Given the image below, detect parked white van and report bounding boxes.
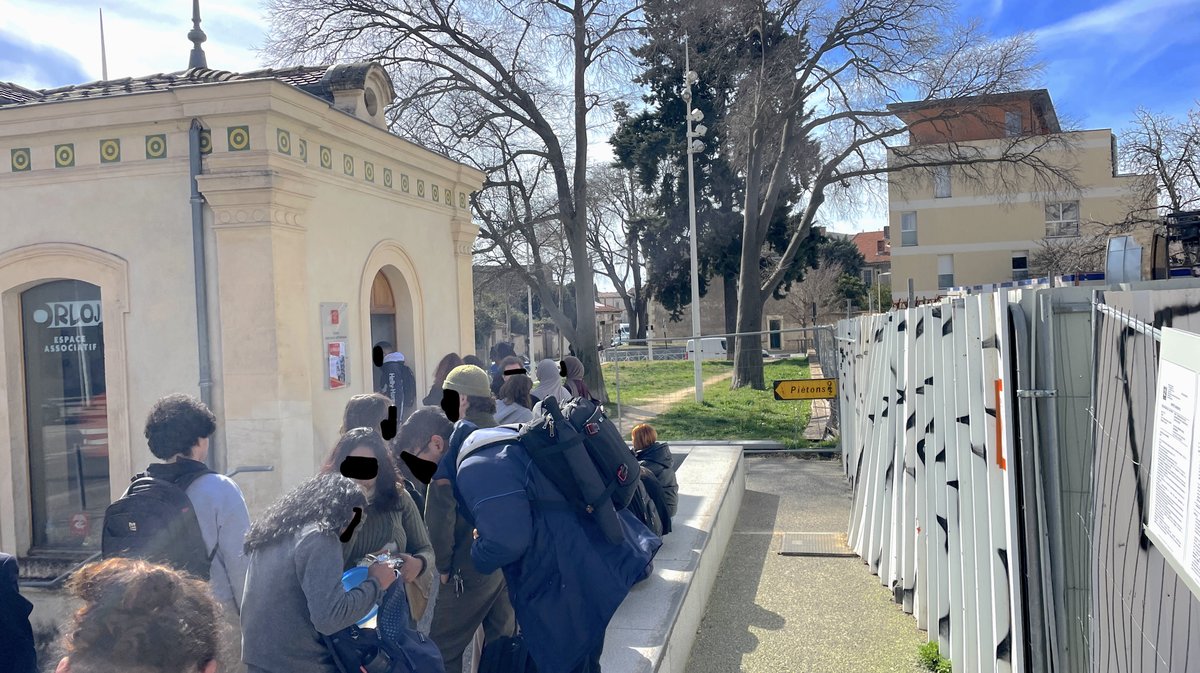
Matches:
[685,337,727,360]
[611,323,631,346]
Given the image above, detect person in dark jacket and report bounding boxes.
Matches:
[632,424,678,518]
[376,341,418,421]
[0,553,37,673]
[453,426,659,673]
[421,368,516,673]
[488,344,517,396]
[424,353,464,405]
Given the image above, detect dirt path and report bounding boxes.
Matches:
[613,369,735,428]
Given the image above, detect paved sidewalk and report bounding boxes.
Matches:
[803,357,832,441]
[687,456,925,673]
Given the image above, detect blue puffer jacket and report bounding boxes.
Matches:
[451,426,659,673]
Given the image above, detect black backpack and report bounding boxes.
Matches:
[101,471,214,580]
[629,468,672,537]
[517,396,641,544]
[324,575,444,673]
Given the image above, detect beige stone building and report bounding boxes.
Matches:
[886,90,1155,298]
[0,61,482,585]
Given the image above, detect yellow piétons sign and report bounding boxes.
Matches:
[773,378,837,400]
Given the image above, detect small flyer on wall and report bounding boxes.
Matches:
[1147,326,1200,600]
[327,340,348,390]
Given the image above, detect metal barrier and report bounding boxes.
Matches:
[836,281,1200,673]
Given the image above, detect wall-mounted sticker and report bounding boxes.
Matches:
[327,340,349,390]
[320,302,349,340]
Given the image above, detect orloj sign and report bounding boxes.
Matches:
[32,301,102,328]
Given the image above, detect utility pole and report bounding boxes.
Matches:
[683,35,707,403]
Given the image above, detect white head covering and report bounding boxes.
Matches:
[532,358,571,402]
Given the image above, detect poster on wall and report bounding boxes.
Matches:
[327,340,349,390]
[1147,326,1200,600]
[320,302,350,340]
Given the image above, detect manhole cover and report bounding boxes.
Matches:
[779,532,856,557]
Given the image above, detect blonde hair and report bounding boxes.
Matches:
[631,423,657,450]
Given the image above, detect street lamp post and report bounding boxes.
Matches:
[683,35,707,403]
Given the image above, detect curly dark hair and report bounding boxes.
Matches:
[244,473,366,554]
[320,427,403,511]
[60,558,219,673]
[340,393,392,435]
[143,394,216,460]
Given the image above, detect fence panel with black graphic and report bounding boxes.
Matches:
[1088,288,1200,673]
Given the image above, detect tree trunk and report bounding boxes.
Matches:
[722,274,738,336]
[731,284,765,389]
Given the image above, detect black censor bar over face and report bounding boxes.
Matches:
[340,507,363,542]
[503,368,525,376]
[339,455,378,481]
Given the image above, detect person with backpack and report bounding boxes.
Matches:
[450,414,660,673]
[631,424,678,518]
[241,473,398,673]
[420,366,517,673]
[377,341,418,421]
[51,558,222,673]
[101,394,250,673]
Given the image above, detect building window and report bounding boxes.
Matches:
[1012,251,1029,281]
[933,165,951,198]
[937,255,954,289]
[22,279,110,550]
[861,268,874,286]
[768,319,782,350]
[1006,111,1023,137]
[1045,201,1080,237]
[901,212,917,247]
[876,239,886,255]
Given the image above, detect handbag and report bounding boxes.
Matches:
[478,631,538,673]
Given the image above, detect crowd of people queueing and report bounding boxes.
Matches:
[0,344,678,673]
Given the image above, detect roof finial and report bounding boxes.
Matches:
[188,0,208,70]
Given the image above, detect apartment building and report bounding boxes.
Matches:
[885,89,1155,297]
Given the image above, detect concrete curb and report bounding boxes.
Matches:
[600,446,745,672]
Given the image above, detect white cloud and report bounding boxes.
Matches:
[1032,0,1196,45]
[4,0,269,87]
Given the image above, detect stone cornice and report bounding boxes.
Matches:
[197,156,315,231]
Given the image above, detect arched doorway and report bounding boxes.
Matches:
[21,279,110,550]
[370,271,397,392]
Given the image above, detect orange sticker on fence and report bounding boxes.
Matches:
[995,379,1006,471]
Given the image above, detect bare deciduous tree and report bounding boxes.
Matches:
[1120,105,1200,219]
[264,0,643,401]
[667,0,1078,388]
[587,164,651,341]
[782,259,846,327]
[1030,234,1107,277]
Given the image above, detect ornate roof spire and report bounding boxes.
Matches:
[188,0,208,70]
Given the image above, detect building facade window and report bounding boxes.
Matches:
[1012,251,1029,281]
[22,279,110,550]
[901,212,918,247]
[934,165,951,198]
[1045,201,1080,237]
[862,268,874,286]
[768,318,782,350]
[937,255,954,289]
[1006,111,1023,137]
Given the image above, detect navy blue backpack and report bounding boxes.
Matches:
[323,578,444,673]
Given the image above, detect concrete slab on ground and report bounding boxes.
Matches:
[686,456,926,673]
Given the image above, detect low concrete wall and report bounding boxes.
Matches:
[601,445,746,672]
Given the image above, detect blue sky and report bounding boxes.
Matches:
[1,0,1197,237]
[2,0,1195,130]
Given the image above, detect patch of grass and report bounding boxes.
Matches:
[918,641,952,672]
[601,360,732,407]
[644,358,815,448]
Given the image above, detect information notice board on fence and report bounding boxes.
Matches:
[1147,326,1200,600]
